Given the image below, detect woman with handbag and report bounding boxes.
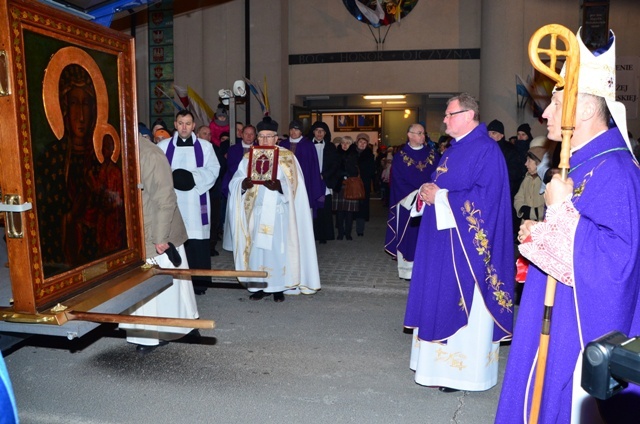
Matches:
[332,136,360,240]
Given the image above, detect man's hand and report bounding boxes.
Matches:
[544,174,573,206]
[419,182,440,206]
[241,177,254,190]
[155,243,169,255]
[517,220,537,243]
[264,179,283,193]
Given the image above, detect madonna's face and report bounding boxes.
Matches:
[67,87,95,140]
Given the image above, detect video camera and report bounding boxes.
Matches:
[581,331,640,400]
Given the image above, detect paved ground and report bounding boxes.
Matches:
[3,199,509,424]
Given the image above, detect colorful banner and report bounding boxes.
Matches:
[148,0,174,128]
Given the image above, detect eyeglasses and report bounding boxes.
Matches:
[257,134,277,140]
[443,110,469,119]
[409,131,424,135]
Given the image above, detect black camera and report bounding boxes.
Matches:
[581,331,640,400]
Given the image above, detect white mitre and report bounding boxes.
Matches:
[556,27,631,152]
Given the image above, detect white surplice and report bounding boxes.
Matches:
[121,244,198,346]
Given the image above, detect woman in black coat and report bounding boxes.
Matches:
[332,136,359,240]
[353,133,376,237]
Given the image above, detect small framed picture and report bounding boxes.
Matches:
[334,115,355,130]
[357,114,378,129]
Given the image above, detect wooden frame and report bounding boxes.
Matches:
[0,0,144,313]
[248,146,279,184]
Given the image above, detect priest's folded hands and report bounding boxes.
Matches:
[263,179,283,193]
[419,182,438,206]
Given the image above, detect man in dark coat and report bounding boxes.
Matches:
[279,120,325,217]
[353,133,376,236]
[310,120,339,244]
[488,119,524,241]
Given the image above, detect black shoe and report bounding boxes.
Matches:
[337,234,344,240]
[249,290,271,301]
[183,329,202,343]
[211,249,220,257]
[194,288,206,295]
[273,292,285,303]
[357,233,363,237]
[438,387,460,393]
[319,240,327,244]
[345,235,353,241]
[136,340,168,355]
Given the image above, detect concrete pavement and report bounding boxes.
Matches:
[3,199,508,424]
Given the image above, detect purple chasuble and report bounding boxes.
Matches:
[384,142,439,261]
[280,137,326,216]
[404,123,514,343]
[222,142,253,197]
[496,128,640,423]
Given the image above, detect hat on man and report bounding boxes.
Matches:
[356,133,370,143]
[556,28,631,151]
[517,123,533,139]
[487,119,505,135]
[257,116,279,133]
[138,122,153,140]
[289,120,302,130]
[154,128,171,141]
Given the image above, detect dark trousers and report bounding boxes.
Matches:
[313,194,334,242]
[184,238,211,291]
[335,211,353,238]
[210,195,221,251]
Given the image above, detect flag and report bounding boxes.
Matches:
[174,85,215,128]
[156,85,185,113]
[243,77,269,116]
[516,74,547,122]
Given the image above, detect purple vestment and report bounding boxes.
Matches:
[404,123,514,343]
[280,137,326,215]
[496,128,640,423]
[384,142,439,262]
[222,142,252,198]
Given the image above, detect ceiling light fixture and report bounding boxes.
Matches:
[363,94,406,100]
[386,101,407,105]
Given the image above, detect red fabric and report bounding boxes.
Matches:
[515,255,530,283]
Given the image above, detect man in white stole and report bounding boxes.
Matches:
[223,117,320,302]
[121,130,198,354]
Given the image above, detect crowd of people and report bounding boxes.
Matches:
[12,25,634,423]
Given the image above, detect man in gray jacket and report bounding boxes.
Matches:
[121,125,199,354]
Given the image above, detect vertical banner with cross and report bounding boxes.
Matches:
[148,0,174,128]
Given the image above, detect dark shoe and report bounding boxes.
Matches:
[357,233,363,237]
[211,249,220,257]
[319,240,327,244]
[249,290,271,301]
[183,329,202,343]
[345,235,353,241]
[438,387,460,393]
[136,340,168,355]
[194,288,206,295]
[337,234,344,240]
[273,292,285,303]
